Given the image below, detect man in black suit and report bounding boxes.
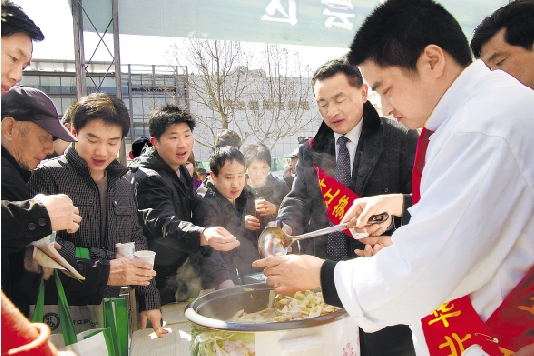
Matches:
[276,59,418,356]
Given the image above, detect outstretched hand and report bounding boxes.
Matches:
[201,227,240,251]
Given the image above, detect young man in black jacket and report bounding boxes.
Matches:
[130,105,237,305]
[193,147,260,285]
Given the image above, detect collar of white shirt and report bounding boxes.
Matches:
[426,60,489,132]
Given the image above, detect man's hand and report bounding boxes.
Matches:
[23,246,54,279]
[34,194,82,233]
[252,255,324,294]
[341,194,404,230]
[107,257,156,286]
[354,235,392,257]
[255,200,277,216]
[244,215,261,231]
[140,309,168,338]
[200,227,240,251]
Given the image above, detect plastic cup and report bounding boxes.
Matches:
[116,242,135,258]
[134,250,156,267]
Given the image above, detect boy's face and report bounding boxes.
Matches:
[360,56,443,130]
[210,159,245,202]
[74,118,122,179]
[153,122,194,171]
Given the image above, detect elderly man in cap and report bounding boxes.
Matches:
[1,87,156,316]
[1,87,82,304]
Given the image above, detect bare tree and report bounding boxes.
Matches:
[244,44,316,150]
[169,39,317,150]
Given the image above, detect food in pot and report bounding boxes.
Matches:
[190,324,255,356]
[230,290,341,323]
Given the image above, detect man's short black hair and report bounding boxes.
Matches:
[68,93,130,137]
[1,0,44,41]
[243,143,272,168]
[471,0,534,58]
[210,146,245,177]
[149,104,196,140]
[312,58,364,88]
[214,129,241,148]
[347,0,472,70]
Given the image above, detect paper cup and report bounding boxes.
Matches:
[255,198,266,209]
[116,242,135,258]
[134,250,156,267]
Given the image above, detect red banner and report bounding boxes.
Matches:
[314,166,359,238]
[422,296,501,355]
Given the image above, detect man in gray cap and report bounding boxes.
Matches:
[1,87,156,316]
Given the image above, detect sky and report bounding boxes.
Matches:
[14,0,349,72]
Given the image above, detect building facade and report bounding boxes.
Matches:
[21,59,321,166]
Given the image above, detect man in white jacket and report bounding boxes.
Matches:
[253,0,534,355]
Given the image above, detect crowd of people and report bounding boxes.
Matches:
[2,0,533,355]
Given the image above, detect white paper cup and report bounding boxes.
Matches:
[116,242,135,258]
[134,250,156,267]
[255,198,266,209]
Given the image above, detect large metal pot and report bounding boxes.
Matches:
[186,283,360,356]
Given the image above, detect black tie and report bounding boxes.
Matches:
[327,136,351,260]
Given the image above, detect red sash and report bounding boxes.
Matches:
[414,128,533,355]
[314,165,359,238]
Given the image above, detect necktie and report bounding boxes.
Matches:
[412,127,434,204]
[327,136,351,260]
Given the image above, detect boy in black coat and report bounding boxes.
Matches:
[193,147,261,284]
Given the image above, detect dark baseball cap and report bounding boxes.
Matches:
[1,86,77,142]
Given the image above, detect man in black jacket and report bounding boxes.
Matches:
[275,59,419,356]
[1,0,82,267]
[193,147,260,285]
[130,104,237,305]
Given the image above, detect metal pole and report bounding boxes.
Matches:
[184,66,190,110]
[112,0,127,166]
[128,64,135,143]
[72,0,87,99]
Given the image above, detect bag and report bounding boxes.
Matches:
[30,302,103,335]
[32,271,128,356]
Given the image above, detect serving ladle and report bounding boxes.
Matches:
[258,213,389,258]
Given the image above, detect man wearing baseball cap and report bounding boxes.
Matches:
[1,87,95,316]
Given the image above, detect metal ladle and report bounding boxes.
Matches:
[258,213,389,258]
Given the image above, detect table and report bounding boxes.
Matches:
[130,302,192,356]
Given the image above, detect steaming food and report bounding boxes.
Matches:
[229,290,340,323]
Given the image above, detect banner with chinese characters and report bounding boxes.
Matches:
[77,0,509,47]
[422,296,501,356]
[315,165,358,237]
